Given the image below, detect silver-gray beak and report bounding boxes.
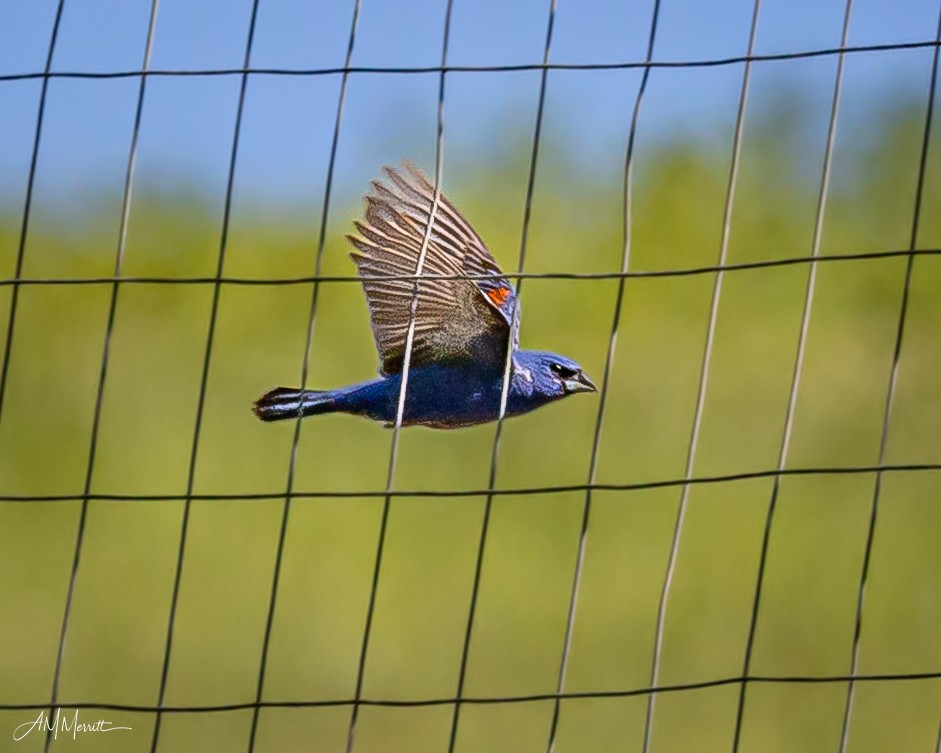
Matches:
[564,371,597,394]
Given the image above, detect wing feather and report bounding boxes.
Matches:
[347,162,520,375]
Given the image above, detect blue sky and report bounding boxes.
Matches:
[1,0,939,212]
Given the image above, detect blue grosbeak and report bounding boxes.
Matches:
[253,162,595,428]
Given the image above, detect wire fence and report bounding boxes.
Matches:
[2,1,941,752]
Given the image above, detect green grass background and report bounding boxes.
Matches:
[0,92,940,753]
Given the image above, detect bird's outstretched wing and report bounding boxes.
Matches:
[347,162,519,375]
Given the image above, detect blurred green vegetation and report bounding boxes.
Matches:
[0,94,940,753]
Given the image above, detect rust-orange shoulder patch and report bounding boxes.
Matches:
[486,287,511,306]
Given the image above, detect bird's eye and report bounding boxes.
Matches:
[551,362,577,379]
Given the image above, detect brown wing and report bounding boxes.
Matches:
[347,162,518,375]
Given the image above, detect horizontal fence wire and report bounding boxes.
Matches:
[1,248,939,287]
[2,463,939,502]
[2,670,940,714]
[1,39,940,82]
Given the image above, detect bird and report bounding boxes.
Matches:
[253,162,596,429]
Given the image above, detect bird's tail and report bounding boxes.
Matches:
[252,387,338,422]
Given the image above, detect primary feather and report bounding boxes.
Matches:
[347,162,519,374]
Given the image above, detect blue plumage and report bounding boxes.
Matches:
[254,164,595,429]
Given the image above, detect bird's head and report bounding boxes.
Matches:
[514,350,597,399]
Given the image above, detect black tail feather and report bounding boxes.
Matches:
[252,387,334,422]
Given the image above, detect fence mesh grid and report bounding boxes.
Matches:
[2,1,941,752]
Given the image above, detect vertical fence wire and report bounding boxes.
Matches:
[542,1,661,751]
[245,2,363,751]
[445,2,556,751]
[729,1,854,750]
[641,2,762,751]
[837,5,941,751]
[41,3,160,752]
[343,3,454,751]
[0,0,65,435]
[148,3,262,750]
